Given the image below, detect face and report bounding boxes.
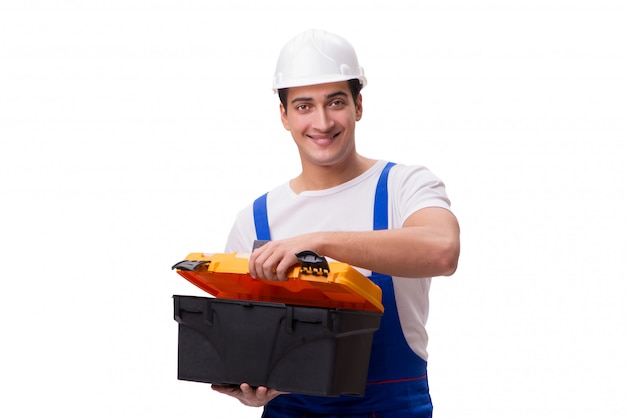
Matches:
[280,81,363,170]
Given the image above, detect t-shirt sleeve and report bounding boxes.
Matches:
[224,204,257,253]
[390,164,452,227]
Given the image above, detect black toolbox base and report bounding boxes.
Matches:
[174,295,381,397]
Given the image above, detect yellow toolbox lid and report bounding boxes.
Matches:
[172,252,383,312]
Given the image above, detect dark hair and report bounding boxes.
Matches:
[278,79,363,112]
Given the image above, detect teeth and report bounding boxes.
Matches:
[310,134,336,140]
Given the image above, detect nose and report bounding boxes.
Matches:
[312,108,335,132]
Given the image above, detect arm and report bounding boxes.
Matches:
[249,207,460,281]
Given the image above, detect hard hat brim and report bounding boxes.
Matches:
[273,74,367,93]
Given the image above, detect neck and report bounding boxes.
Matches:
[290,155,376,194]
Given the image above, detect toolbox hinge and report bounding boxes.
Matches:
[171,259,211,272]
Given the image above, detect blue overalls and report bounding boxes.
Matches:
[253,163,433,418]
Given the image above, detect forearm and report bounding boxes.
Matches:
[315,226,459,278]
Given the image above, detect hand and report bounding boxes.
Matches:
[249,235,320,281]
[211,383,288,407]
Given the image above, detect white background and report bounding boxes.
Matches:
[1,1,625,417]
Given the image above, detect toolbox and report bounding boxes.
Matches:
[172,250,383,397]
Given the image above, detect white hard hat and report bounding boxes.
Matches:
[272,29,367,92]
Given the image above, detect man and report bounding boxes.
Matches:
[212,29,460,417]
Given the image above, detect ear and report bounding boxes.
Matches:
[355,94,363,121]
[280,103,290,130]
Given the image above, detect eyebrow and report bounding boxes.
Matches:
[290,91,348,104]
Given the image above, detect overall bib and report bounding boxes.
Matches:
[252,163,433,418]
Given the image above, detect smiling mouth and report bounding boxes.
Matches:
[308,132,341,143]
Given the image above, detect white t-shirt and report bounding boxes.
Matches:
[225,160,452,360]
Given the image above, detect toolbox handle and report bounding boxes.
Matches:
[295,250,330,277]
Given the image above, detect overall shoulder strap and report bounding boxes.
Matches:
[252,193,271,241]
[373,162,397,231]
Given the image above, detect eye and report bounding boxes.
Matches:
[329,99,346,109]
[295,104,310,112]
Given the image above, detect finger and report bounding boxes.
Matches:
[275,260,291,281]
[254,249,278,280]
[275,251,300,281]
[262,255,279,281]
[239,383,253,396]
[211,384,240,396]
[250,246,272,279]
[255,386,268,398]
[239,384,271,407]
[249,248,263,278]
